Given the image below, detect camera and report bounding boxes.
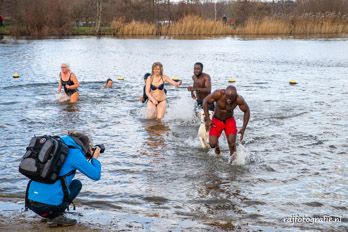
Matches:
[92,144,105,154]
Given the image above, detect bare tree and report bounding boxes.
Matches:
[95,0,102,34]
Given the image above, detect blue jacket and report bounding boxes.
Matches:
[28,135,101,206]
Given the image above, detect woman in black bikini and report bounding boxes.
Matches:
[57,63,80,103]
[145,62,181,119]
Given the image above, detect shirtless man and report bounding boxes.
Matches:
[187,62,214,111]
[203,86,250,161]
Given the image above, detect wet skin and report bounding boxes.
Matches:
[203,86,250,158]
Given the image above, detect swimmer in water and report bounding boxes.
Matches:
[104,78,113,88]
[203,86,250,160]
[145,62,181,119]
[57,63,80,104]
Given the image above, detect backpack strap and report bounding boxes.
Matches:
[24,180,32,211]
[59,170,76,211]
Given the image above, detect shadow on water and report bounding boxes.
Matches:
[140,119,169,157]
[62,103,80,112]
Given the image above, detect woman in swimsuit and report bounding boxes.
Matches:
[57,63,80,104]
[145,62,181,119]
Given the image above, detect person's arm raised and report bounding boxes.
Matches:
[237,95,250,142]
[164,75,181,87]
[73,148,101,181]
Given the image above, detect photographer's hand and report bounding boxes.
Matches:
[93,146,101,159]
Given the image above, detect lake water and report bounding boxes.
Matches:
[0,36,347,231]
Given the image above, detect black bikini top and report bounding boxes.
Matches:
[150,76,165,91]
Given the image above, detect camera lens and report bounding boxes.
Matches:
[95,144,105,153]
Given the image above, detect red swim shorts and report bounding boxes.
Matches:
[209,117,237,138]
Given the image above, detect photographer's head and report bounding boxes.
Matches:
[68,131,104,159]
[68,131,93,158]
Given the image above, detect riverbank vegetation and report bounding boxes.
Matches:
[0,0,347,37]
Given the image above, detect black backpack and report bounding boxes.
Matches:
[19,135,69,183]
[19,135,75,210]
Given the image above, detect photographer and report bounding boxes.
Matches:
[25,131,103,227]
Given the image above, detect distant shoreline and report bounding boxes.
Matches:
[1,14,348,39]
[1,27,348,40]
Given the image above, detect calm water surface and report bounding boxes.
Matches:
[0,37,347,231]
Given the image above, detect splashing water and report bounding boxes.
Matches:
[165,94,251,167]
[183,136,203,149]
[231,143,250,166]
[56,93,70,103]
[165,94,196,122]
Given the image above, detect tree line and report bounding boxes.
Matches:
[0,0,347,36]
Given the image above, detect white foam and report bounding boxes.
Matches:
[183,136,201,148]
[56,93,70,102]
[231,143,249,166]
[165,95,195,122]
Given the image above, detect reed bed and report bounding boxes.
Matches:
[111,18,156,36]
[237,13,348,35]
[165,15,232,36]
[5,13,348,37]
[111,16,232,36]
[110,14,348,36]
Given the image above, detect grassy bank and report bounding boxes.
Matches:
[71,26,113,36]
[0,26,10,35]
[2,14,348,37]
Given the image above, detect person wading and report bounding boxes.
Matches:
[203,85,250,161]
[57,63,80,104]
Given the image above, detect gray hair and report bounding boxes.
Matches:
[61,63,71,71]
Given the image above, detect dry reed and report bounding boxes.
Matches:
[166,15,232,36]
[111,18,156,36]
[111,15,232,36]
[110,14,348,36]
[8,14,348,37]
[237,13,348,35]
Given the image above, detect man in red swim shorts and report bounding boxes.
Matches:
[203,86,250,161]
